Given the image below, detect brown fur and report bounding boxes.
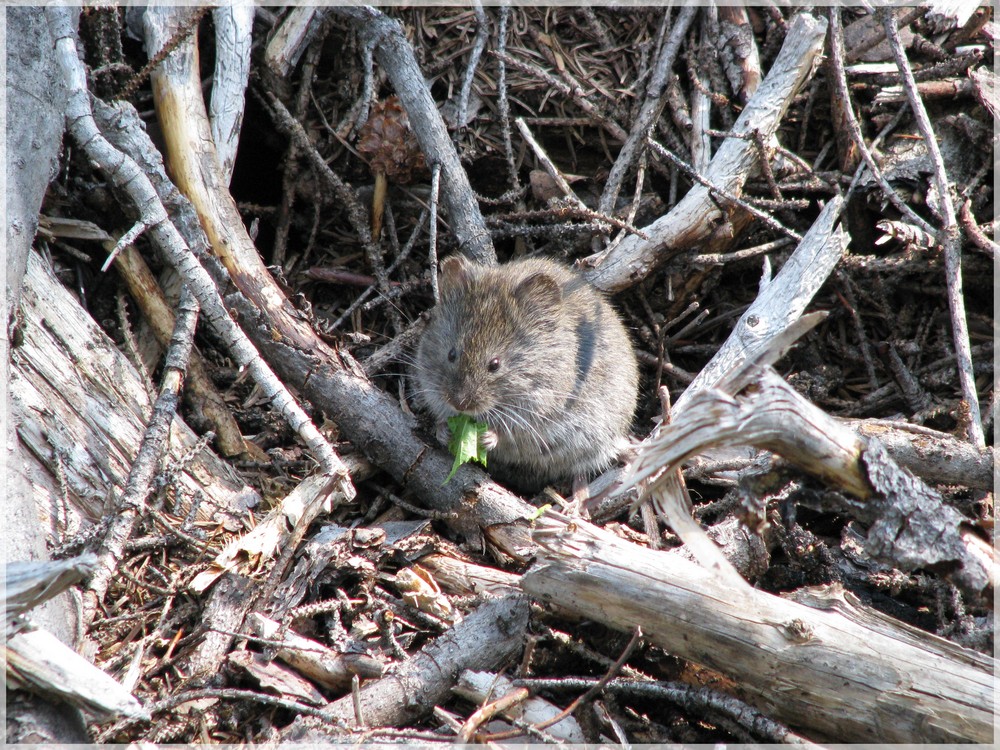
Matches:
[414,255,639,490]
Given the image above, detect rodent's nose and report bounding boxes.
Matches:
[450,388,478,414]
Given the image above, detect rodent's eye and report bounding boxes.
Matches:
[487,357,501,373]
[447,347,458,363]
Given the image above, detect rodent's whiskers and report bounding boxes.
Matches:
[488,403,552,454]
[396,351,425,370]
[502,398,565,429]
[489,408,544,453]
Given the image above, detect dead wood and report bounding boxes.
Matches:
[207,5,253,184]
[113,245,250,458]
[717,5,763,103]
[330,6,497,267]
[878,7,985,450]
[282,593,529,740]
[418,553,521,597]
[598,6,697,218]
[80,281,199,624]
[613,193,845,579]
[453,670,594,743]
[5,8,103,741]
[13,250,258,537]
[264,6,328,79]
[522,513,994,744]
[627,367,997,597]
[7,621,150,724]
[5,554,148,721]
[99,6,354,485]
[246,613,384,691]
[583,13,828,292]
[846,418,994,490]
[9,4,995,745]
[5,6,81,641]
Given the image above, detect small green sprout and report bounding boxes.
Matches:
[527,503,552,520]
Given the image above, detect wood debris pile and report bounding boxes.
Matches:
[6,4,994,745]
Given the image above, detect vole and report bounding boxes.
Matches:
[413,254,639,491]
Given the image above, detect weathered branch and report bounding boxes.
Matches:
[597,6,697,216]
[282,594,530,739]
[330,6,496,266]
[522,514,995,743]
[584,13,828,292]
[87,6,353,484]
[82,285,199,624]
[879,7,985,450]
[209,3,254,183]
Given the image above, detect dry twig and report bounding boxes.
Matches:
[879,7,985,450]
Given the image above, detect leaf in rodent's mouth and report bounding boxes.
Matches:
[443,414,489,484]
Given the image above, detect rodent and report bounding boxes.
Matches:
[413,254,639,491]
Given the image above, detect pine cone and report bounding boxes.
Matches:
[357,96,426,184]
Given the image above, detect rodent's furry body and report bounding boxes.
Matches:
[414,255,639,490]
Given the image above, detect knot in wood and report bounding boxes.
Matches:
[780,617,815,644]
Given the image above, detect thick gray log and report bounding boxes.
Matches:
[4,7,88,743]
[522,514,995,744]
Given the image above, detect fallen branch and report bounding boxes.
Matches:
[247,613,384,692]
[48,7,350,491]
[455,670,593,743]
[330,5,496,266]
[522,513,995,743]
[617,195,846,566]
[846,418,995,491]
[113,245,250,458]
[584,13,828,292]
[879,6,985,450]
[597,6,697,216]
[5,554,148,721]
[81,284,198,625]
[282,594,530,739]
[626,367,997,597]
[208,3,254,183]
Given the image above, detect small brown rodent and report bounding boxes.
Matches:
[414,254,639,490]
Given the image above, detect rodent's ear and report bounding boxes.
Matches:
[514,272,562,312]
[438,255,475,292]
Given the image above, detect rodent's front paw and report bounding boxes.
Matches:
[435,421,451,447]
[481,429,498,450]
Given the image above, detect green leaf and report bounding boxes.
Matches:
[443,415,489,484]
